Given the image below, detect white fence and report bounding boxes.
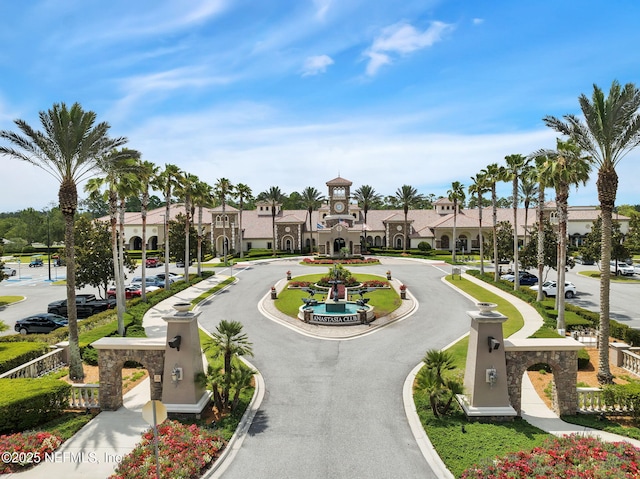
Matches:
[69,384,100,409]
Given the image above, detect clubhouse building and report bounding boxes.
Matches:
[113,176,630,257]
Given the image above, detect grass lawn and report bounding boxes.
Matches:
[578,270,640,283]
[274,273,400,318]
[0,296,25,307]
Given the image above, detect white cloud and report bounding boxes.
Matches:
[473,18,484,25]
[313,0,332,21]
[302,54,334,76]
[364,21,453,76]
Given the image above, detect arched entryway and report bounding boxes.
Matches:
[92,339,165,410]
[333,237,345,254]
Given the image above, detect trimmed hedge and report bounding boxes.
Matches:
[0,378,71,433]
[602,383,640,419]
[0,342,49,374]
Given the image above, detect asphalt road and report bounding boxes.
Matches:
[197,258,471,479]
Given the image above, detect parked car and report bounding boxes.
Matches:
[500,271,538,285]
[176,258,194,268]
[131,276,166,288]
[14,313,68,334]
[47,293,116,318]
[155,272,184,283]
[107,285,143,300]
[2,266,16,277]
[145,257,163,268]
[610,261,635,276]
[574,256,595,265]
[530,281,577,298]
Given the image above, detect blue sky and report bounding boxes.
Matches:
[1,0,640,212]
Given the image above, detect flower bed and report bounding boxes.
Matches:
[460,434,640,478]
[109,420,225,479]
[0,431,62,474]
[302,258,379,265]
[288,281,312,288]
[360,280,389,288]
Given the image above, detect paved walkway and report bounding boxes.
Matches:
[11,262,640,478]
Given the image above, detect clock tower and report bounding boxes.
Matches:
[327,176,352,216]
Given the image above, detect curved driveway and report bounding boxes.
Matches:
[197,259,473,479]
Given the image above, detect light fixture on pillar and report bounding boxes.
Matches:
[168,335,182,351]
[488,336,500,353]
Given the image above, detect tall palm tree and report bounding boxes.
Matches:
[300,186,324,254]
[394,185,424,254]
[263,186,285,255]
[175,172,199,283]
[527,154,548,302]
[518,170,539,247]
[86,149,139,336]
[234,183,253,259]
[214,178,234,266]
[544,80,640,383]
[481,163,502,281]
[152,163,182,290]
[469,173,489,274]
[500,154,529,290]
[447,181,466,262]
[191,179,213,275]
[353,185,382,226]
[535,139,592,332]
[137,160,160,301]
[210,320,253,407]
[0,102,128,380]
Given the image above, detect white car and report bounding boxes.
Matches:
[530,281,577,298]
[155,272,184,283]
[2,266,16,277]
[610,261,635,276]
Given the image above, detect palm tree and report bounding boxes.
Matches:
[300,186,324,253]
[262,186,285,255]
[191,179,213,275]
[518,171,539,247]
[210,320,253,407]
[447,181,466,262]
[481,163,502,281]
[535,140,592,332]
[528,154,548,302]
[353,185,382,226]
[0,102,128,380]
[469,173,489,274]
[234,183,253,259]
[85,149,139,336]
[500,154,529,290]
[394,185,424,253]
[544,80,640,383]
[152,164,182,290]
[137,160,160,301]
[175,172,199,282]
[214,178,234,266]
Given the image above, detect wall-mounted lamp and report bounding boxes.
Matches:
[168,335,182,351]
[488,336,500,353]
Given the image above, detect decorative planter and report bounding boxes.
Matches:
[286,273,292,280]
[270,290,277,300]
[386,274,392,280]
[400,291,407,300]
[477,302,498,314]
[173,302,191,312]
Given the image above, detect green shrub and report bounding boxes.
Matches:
[602,383,640,420]
[418,241,432,252]
[0,342,49,374]
[0,378,71,433]
[577,348,590,370]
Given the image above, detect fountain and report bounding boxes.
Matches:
[298,266,374,325]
